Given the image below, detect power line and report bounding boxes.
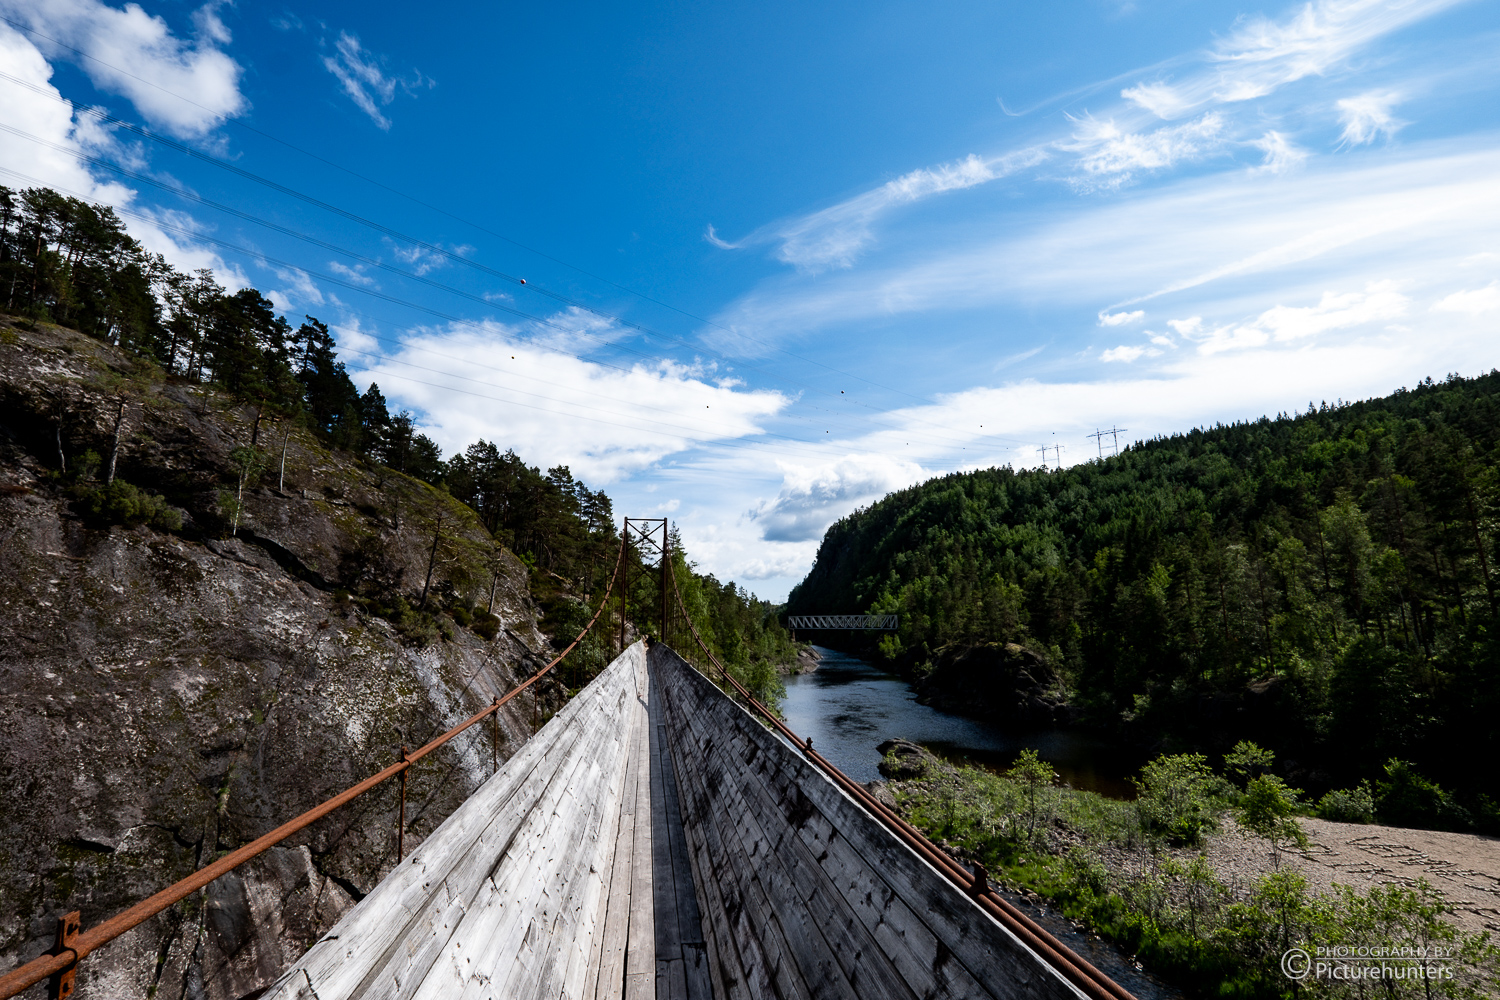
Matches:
[0,164,1003,459]
[0,57,942,409]
[0,91,1033,450]
[0,132,1032,451]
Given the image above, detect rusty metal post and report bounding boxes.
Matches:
[660,522,669,643]
[491,699,499,775]
[968,861,990,900]
[397,746,408,863]
[618,520,630,655]
[48,912,79,1000]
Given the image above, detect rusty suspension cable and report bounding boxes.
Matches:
[0,534,629,1000]
[664,559,1135,1000]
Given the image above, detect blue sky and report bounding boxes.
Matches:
[3,0,1499,601]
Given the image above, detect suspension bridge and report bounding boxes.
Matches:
[0,519,1133,1000]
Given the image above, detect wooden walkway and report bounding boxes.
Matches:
[261,642,1085,1000]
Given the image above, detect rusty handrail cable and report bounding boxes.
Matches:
[0,534,628,1000]
[665,560,1136,1000]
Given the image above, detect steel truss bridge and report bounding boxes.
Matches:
[785,614,898,630]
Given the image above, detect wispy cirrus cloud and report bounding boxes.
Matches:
[1337,90,1406,145]
[1433,282,1500,315]
[321,30,431,130]
[1125,0,1463,119]
[712,148,1048,273]
[705,0,1466,286]
[1066,111,1227,188]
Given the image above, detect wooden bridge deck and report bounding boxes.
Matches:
[263,642,1084,1000]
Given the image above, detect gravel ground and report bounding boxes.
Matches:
[1102,817,1500,939]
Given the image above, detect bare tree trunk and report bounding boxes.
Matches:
[419,516,443,611]
[105,399,126,484]
[251,408,263,447]
[55,419,65,473]
[278,429,290,492]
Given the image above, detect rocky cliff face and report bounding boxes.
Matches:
[0,322,564,999]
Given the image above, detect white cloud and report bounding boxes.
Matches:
[703,224,739,249]
[321,31,429,130]
[1121,81,1195,119]
[327,261,377,286]
[267,267,325,313]
[1067,112,1226,187]
[0,23,240,283]
[706,142,1500,352]
[747,148,1047,272]
[346,318,789,483]
[1099,309,1144,326]
[1181,282,1409,355]
[1337,90,1405,145]
[1251,131,1308,174]
[1433,282,1500,315]
[1100,345,1149,362]
[0,0,246,137]
[389,241,448,275]
[747,454,927,543]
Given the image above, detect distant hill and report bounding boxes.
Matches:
[787,370,1500,813]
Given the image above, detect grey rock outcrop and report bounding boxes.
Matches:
[0,323,559,999]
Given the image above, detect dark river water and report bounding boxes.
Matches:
[783,646,1186,1000]
[781,646,1139,797]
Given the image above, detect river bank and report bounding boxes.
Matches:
[875,744,1500,997]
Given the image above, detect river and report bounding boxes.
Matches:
[782,645,1186,1000]
[780,646,1138,797]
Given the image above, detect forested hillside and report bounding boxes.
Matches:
[0,181,793,680]
[788,372,1500,815]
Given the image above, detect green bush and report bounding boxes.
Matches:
[1133,753,1230,847]
[472,612,500,641]
[1376,759,1472,831]
[74,480,182,531]
[1317,780,1375,823]
[449,605,473,627]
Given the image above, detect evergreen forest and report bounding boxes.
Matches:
[787,372,1500,821]
[0,183,794,694]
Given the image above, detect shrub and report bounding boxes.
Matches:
[449,606,473,627]
[1133,753,1229,847]
[74,480,182,531]
[1236,774,1309,854]
[1376,759,1472,831]
[1316,780,1375,823]
[472,612,500,641]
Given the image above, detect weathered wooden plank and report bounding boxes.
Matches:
[417,704,619,999]
[658,675,785,1000]
[663,666,868,1000]
[397,655,637,1000]
[592,671,648,999]
[657,675,810,1000]
[264,651,637,1000]
[710,722,921,1000]
[456,684,636,1000]
[571,682,638,1000]
[657,703,749,1000]
[623,688,656,1000]
[651,678,713,1000]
